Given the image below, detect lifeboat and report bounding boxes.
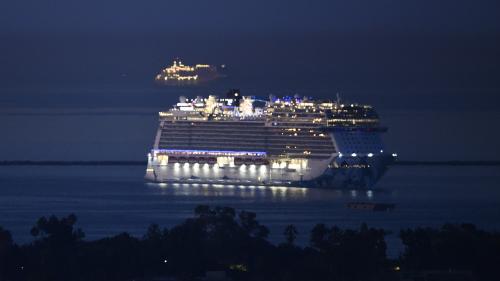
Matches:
[255,159,269,165]
[234,158,244,165]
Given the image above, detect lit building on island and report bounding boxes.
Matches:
[155,59,224,84]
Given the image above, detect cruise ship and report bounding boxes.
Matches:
[145,90,396,188]
[155,59,224,85]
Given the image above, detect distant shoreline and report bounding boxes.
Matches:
[0,161,147,166]
[394,160,500,166]
[0,160,500,166]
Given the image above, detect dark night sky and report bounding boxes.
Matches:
[1,0,499,161]
[1,1,499,32]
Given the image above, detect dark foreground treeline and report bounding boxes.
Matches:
[0,206,499,281]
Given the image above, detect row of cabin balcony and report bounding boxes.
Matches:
[160,127,327,134]
[160,127,267,132]
[162,121,266,127]
[157,145,335,153]
[158,141,335,149]
[159,136,334,144]
[159,139,334,149]
[160,118,380,128]
[156,151,334,160]
[159,135,332,143]
[161,129,330,136]
[162,118,267,124]
[160,126,311,133]
[159,144,335,154]
[157,141,335,150]
[158,144,334,152]
[161,122,325,129]
[159,135,333,143]
[327,118,379,124]
[161,115,267,122]
[160,125,326,131]
[159,133,332,141]
[157,148,337,156]
[162,118,326,124]
[159,131,329,137]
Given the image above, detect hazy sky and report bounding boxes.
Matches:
[1,0,499,32]
[1,0,499,161]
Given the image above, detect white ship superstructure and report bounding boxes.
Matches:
[145,91,395,188]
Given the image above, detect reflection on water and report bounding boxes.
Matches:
[149,182,310,199]
[147,182,378,201]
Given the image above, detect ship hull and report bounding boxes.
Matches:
[145,155,392,189]
[293,154,393,188]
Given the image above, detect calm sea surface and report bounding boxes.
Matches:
[1,165,499,256]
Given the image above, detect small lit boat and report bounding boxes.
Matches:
[347,202,395,211]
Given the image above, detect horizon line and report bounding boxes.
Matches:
[1,160,500,166]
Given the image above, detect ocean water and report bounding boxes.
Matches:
[1,164,499,256]
[2,28,500,260]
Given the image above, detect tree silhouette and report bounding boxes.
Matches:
[283,224,298,245]
[25,214,85,281]
[0,227,12,254]
[4,208,498,281]
[238,210,269,239]
[310,223,329,250]
[400,223,500,281]
[0,227,14,279]
[30,214,84,243]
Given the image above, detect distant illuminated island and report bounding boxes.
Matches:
[155,59,225,85]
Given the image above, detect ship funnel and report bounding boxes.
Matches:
[268,94,276,104]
